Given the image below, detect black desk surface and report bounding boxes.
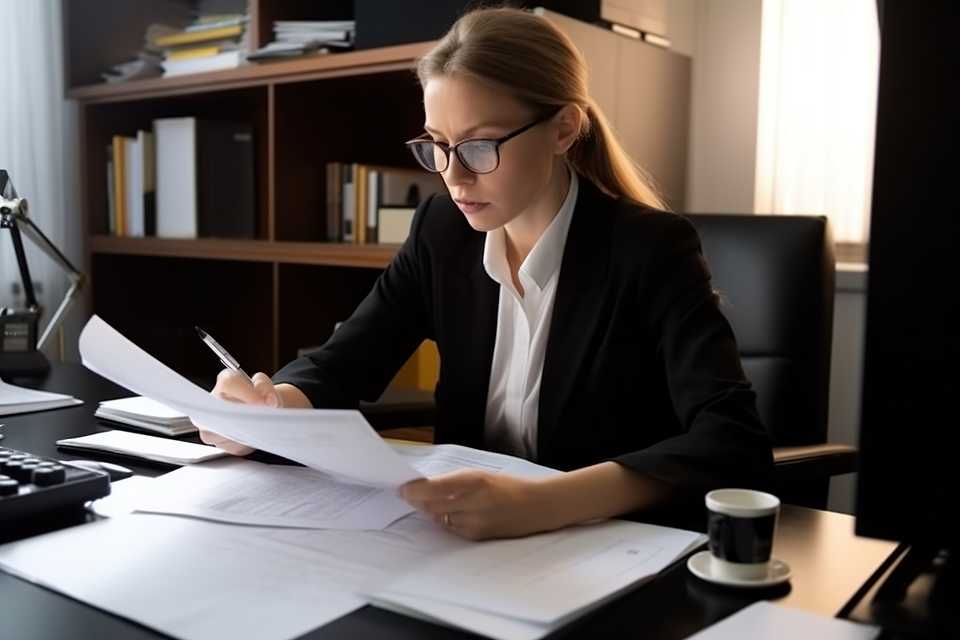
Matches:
[0,364,898,640]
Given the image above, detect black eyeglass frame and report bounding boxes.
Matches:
[405,108,562,175]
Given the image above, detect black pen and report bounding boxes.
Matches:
[195,326,253,383]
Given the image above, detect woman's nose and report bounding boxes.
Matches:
[442,150,475,186]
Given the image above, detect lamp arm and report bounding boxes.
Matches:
[37,274,84,350]
[11,207,83,280]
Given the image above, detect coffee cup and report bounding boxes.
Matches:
[705,488,780,581]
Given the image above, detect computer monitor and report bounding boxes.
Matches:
[854,0,956,635]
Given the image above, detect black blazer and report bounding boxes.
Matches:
[273,175,773,497]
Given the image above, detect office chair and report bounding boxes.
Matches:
[685,213,857,509]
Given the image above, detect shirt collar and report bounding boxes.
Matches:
[483,169,579,293]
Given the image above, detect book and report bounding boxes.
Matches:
[166,45,223,62]
[152,24,244,48]
[154,118,197,238]
[139,130,157,236]
[154,117,256,239]
[111,135,129,236]
[105,144,116,235]
[123,136,142,236]
[0,379,83,416]
[161,49,245,76]
[95,396,198,437]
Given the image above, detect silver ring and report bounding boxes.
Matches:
[442,513,451,527]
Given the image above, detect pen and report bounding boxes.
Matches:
[195,326,253,383]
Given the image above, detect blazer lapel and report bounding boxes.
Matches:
[441,234,499,449]
[538,178,612,453]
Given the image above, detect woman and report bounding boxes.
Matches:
[204,7,773,540]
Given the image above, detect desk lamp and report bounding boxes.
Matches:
[0,169,85,377]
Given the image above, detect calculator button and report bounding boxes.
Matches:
[32,465,67,487]
[0,478,18,496]
[13,462,40,483]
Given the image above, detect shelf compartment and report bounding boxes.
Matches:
[273,70,425,242]
[82,86,270,240]
[91,254,275,384]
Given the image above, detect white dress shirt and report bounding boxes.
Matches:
[483,169,579,460]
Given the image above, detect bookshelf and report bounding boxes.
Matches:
[67,0,433,386]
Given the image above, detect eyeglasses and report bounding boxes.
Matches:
[405,109,559,175]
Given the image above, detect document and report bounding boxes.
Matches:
[0,378,82,415]
[392,442,561,480]
[685,601,881,639]
[57,430,227,465]
[78,315,421,487]
[372,520,706,626]
[0,514,372,640]
[135,457,414,530]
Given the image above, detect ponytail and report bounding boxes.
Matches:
[568,101,667,209]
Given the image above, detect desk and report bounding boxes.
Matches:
[1,364,899,639]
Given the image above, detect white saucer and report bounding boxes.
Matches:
[687,550,791,588]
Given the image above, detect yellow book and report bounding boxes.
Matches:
[166,45,222,61]
[355,164,368,244]
[153,25,243,48]
[111,135,126,236]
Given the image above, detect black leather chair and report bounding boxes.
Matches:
[685,213,857,509]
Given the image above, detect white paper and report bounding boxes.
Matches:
[374,519,706,625]
[686,601,881,640]
[78,315,421,487]
[135,457,414,530]
[0,377,82,415]
[98,396,192,423]
[0,514,368,640]
[89,475,158,518]
[391,442,561,480]
[56,430,227,465]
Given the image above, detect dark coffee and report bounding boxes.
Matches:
[707,511,776,564]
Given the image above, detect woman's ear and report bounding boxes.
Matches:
[553,104,582,155]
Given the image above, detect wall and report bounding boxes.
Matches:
[684,0,763,213]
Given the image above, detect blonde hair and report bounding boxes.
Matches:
[416,6,667,210]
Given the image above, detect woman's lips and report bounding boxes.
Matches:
[455,199,489,214]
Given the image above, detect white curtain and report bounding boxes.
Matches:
[0,0,82,361]
[754,0,880,244]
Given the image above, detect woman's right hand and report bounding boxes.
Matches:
[198,370,283,456]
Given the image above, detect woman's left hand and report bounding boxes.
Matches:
[399,470,554,541]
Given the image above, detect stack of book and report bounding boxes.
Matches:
[325,163,444,244]
[248,20,355,61]
[151,9,250,77]
[95,396,198,437]
[106,117,256,239]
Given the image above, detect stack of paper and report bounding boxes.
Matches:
[0,449,704,640]
[369,521,706,640]
[56,430,226,466]
[0,378,82,416]
[248,20,354,61]
[96,396,197,436]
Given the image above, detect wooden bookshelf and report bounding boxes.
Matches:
[68,0,433,383]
